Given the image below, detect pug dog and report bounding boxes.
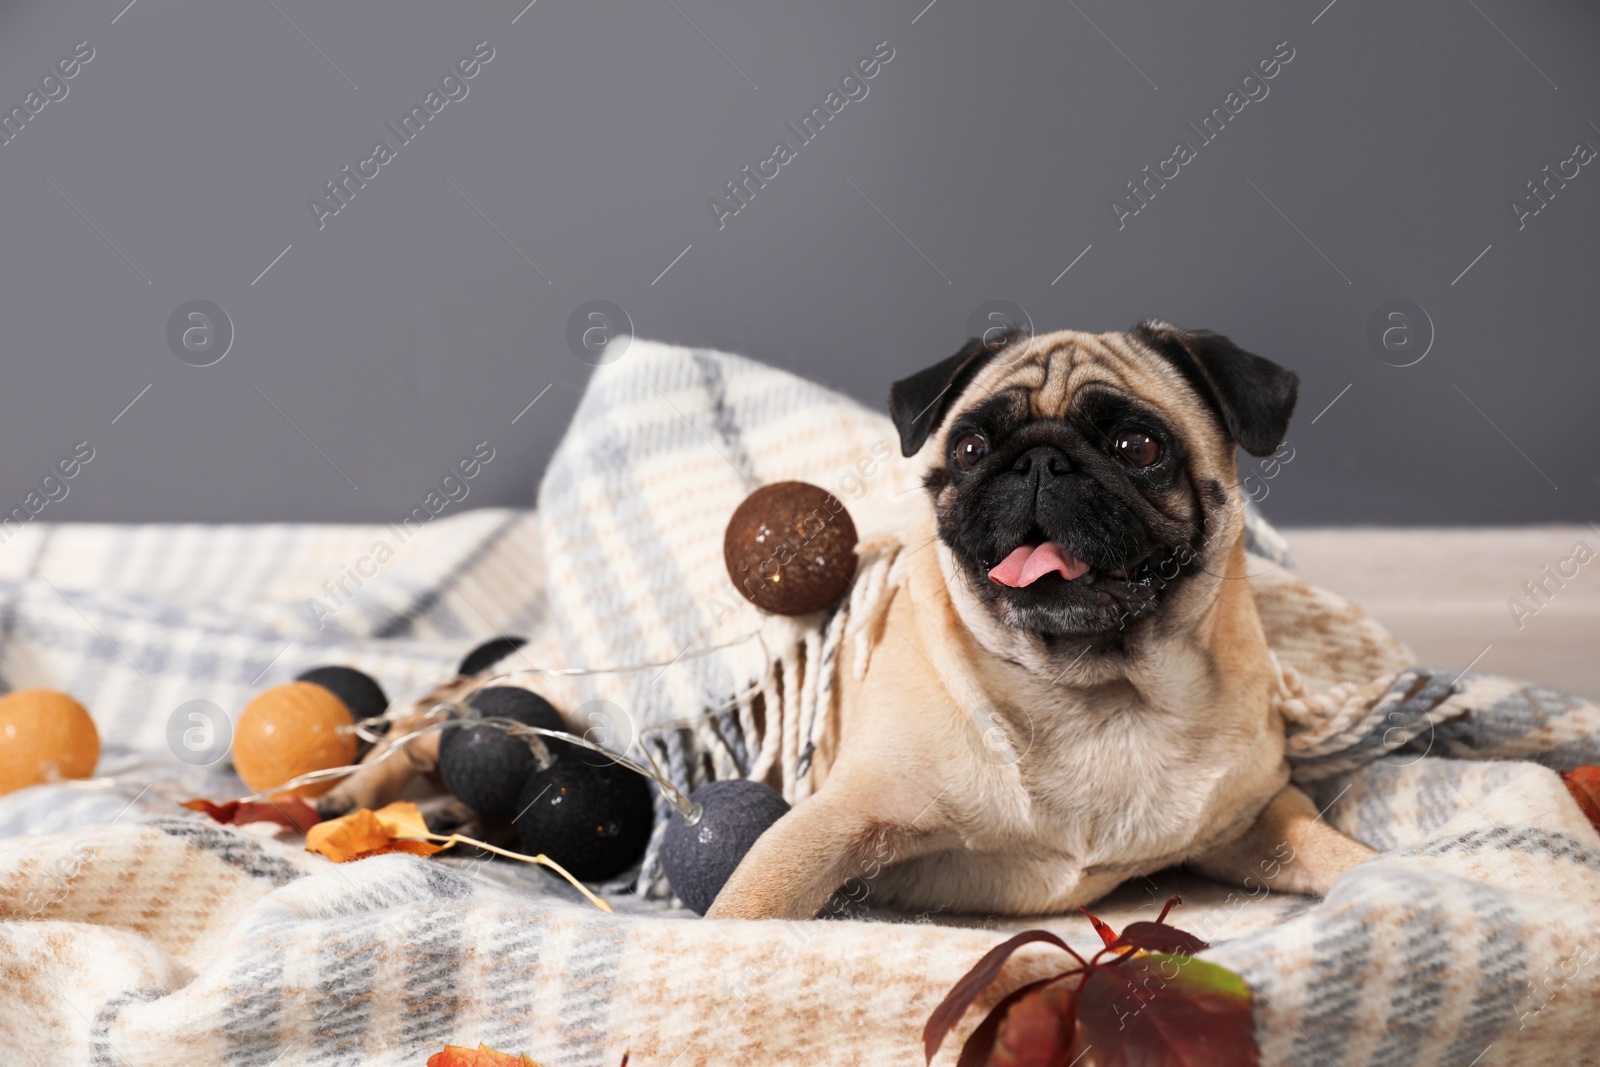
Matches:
[705,322,1375,920]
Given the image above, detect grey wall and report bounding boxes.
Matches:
[1,0,1595,527]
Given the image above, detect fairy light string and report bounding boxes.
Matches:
[236,622,777,828]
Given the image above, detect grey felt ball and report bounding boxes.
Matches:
[661,779,791,915]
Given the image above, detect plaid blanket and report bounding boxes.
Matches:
[2,340,1599,1066]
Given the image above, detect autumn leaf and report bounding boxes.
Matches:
[426,1043,543,1066]
[425,1047,631,1067]
[374,800,434,838]
[182,798,236,822]
[298,801,615,913]
[925,897,1258,1067]
[305,801,445,863]
[1108,921,1208,957]
[982,979,1078,1067]
[1561,766,1600,832]
[1105,895,1208,956]
[1075,952,1255,1067]
[923,931,1086,1063]
[345,840,447,861]
[183,796,320,834]
[1079,906,1119,951]
[953,978,1063,1067]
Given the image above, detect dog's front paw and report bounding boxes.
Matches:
[417,794,483,838]
[313,789,360,820]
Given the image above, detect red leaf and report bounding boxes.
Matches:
[1561,767,1600,832]
[1075,952,1257,1067]
[182,798,238,821]
[1110,922,1208,957]
[924,930,1086,1064]
[927,897,1253,1067]
[1080,907,1119,950]
[955,977,1062,1067]
[953,979,1068,1067]
[236,797,321,833]
[183,796,321,833]
[426,1042,542,1066]
[986,979,1079,1067]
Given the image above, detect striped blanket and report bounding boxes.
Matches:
[2,340,1598,1066]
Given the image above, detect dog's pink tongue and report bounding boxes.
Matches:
[988,542,1091,587]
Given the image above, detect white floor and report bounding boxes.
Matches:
[1287,526,1600,701]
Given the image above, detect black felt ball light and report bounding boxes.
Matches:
[458,635,529,677]
[513,755,655,883]
[661,779,791,915]
[438,686,567,822]
[438,644,662,884]
[296,665,389,722]
[433,681,791,904]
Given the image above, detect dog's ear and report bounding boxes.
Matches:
[1130,321,1298,457]
[888,330,1024,457]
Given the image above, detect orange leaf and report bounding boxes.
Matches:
[426,1043,543,1066]
[1079,906,1118,950]
[370,799,433,840]
[1562,767,1600,832]
[346,840,448,861]
[183,796,321,833]
[306,808,390,862]
[306,801,440,863]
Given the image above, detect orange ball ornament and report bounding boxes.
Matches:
[233,681,358,798]
[0,689,100,795]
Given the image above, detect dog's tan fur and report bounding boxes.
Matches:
[706,329,1374,919]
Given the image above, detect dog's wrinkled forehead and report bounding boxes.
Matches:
[889,321,1299,462]
[945,330,1219,446]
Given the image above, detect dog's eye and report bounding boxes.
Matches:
[1114,431,1163,468]
[953,433,988,470]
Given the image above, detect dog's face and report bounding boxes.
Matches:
[889,321,1298,648]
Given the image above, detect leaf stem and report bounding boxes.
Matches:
[406,832,614,913]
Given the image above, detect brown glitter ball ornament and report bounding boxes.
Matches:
[724,481,858,615]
